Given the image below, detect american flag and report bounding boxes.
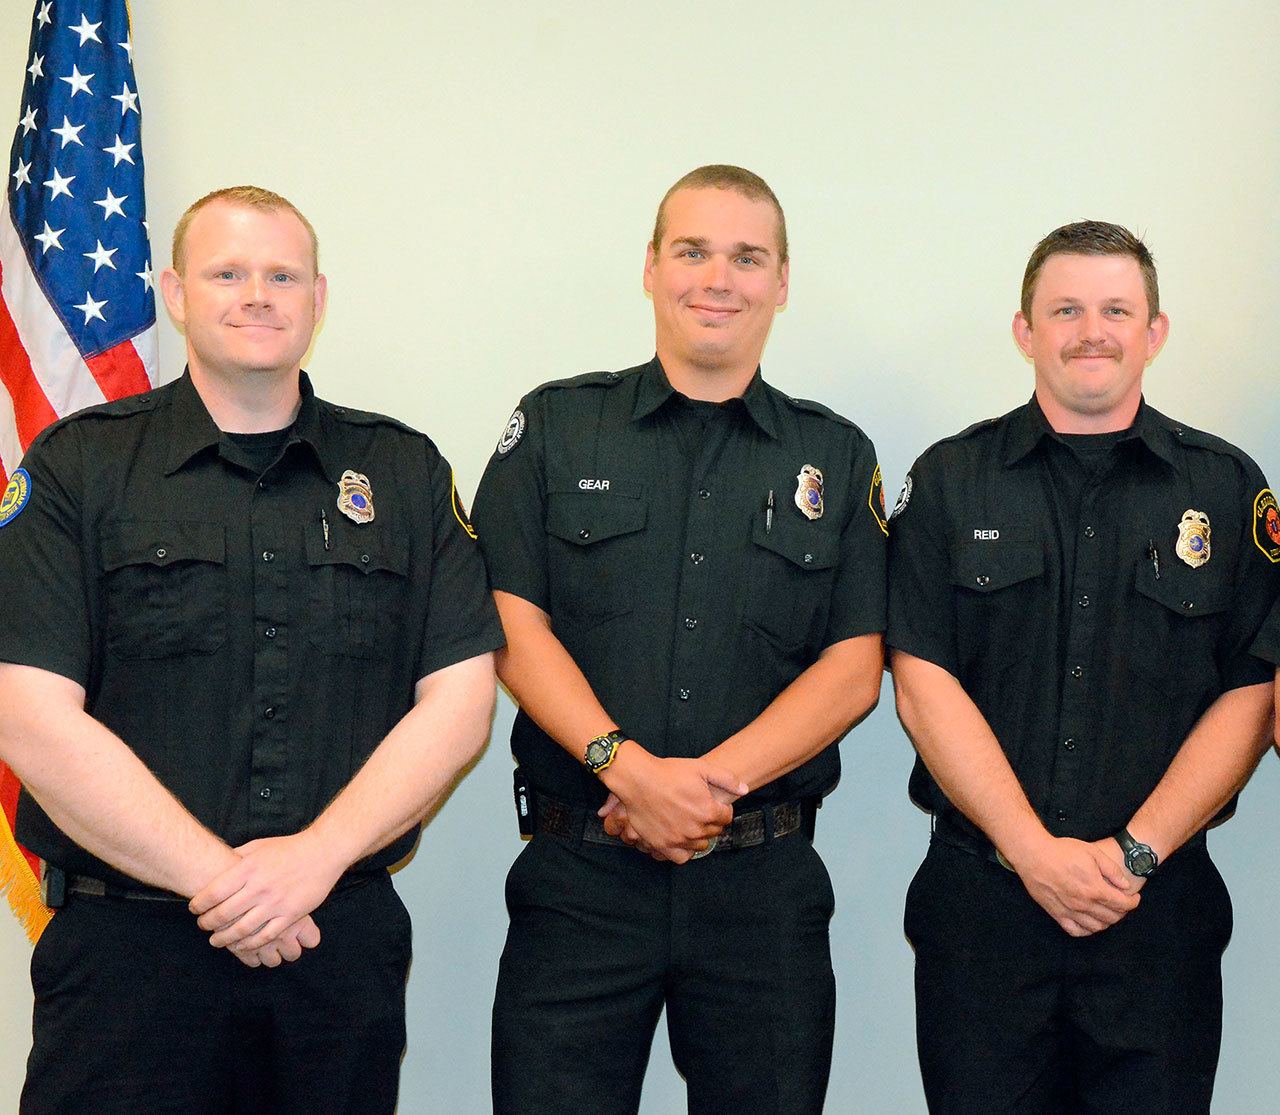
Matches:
[1,0,157,942]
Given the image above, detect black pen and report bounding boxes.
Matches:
[765,490,774,534]
[321,508,331,551]
[1148,539,1159,580]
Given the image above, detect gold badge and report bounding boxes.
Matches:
[794,465,824,521]
[1175,509,1210,568]
[337,470,375,524]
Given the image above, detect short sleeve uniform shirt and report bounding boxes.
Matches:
[0,371,504,883]
[471,357,888,808]
[887,396,1279,842]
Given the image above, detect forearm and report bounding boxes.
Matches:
[890,650,1050,864]
[1128,682,1273,862]
[705,634,883,792]
[307,653,497,871]
[0,665,237,895]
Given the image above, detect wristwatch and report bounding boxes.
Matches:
[583,730,627,774]
[1114,828,1158,877]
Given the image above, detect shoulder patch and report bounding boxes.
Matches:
[1253,489,1280,563]
[890,473,912,520]
[451,470,478,540]
[0,469,32,528]
[496,408,526,457]
[868,464,888,536]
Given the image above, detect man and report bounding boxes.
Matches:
[471,165,887,1114]
[888,220,1278,1113]
[0,186,503,1114]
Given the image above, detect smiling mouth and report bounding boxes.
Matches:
[689,304,739,321]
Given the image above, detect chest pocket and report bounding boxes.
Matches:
[1128,558,1230,697]
[100,521,228,659]
[746,516,839,656]
[949,540,1045,671]
[545,489,647,624]
[306,529,410,659]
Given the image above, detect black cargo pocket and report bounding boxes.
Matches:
[100,520,227,658]
[949,540,1044,672]
[745,516,839,656]
[1128,558,1229,697]
[545,489,646,627]
[306,529,410,658]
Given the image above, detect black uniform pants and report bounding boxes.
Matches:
[491,829,837,1115]
[21,870,412,1115]
[906,837,1232,1114]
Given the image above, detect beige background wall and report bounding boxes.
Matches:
[3,2,1278,1109]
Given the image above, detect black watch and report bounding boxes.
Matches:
[1114,828,1158,877]
[583,730,627,774]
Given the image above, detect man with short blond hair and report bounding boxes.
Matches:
[0,187,503,1113]
[474,165,886,1113]
[889,219,1278,1113]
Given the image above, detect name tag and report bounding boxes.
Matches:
[973,529,1000,540]
[578,479,611,491]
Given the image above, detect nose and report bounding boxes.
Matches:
[243,273,272,307]
[702,253,731,293]
[1079,308,1108,343]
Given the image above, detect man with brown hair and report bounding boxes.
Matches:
[473,164,887,1113]
[0,185,503,1113]
[888,219,1278,1112]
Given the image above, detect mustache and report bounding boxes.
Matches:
[1062,344,1121,359]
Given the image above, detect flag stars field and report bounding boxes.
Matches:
[59,64,94,97]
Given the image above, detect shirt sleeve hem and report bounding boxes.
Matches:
[415,630,507,683]
[883,634,959,678]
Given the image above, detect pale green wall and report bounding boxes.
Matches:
[3,2,1278,1110]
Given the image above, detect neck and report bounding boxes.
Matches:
[188,360,302,433]
[657,344,759,403]
[1035,387,1140,435]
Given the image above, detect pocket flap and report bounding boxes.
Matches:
[305,529,409,576]
[1133,558,1229,617]
[949,540,1044,593]
[545,491,647,546]
[750,516,839,571]
[101,520,225,572]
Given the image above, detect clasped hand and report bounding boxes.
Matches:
[1012,835,1145,938]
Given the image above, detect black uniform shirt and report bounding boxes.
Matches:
[1250,595,1280,666]
[887,396,1279,843]
[471,357,887,808]
[0,370,504,883]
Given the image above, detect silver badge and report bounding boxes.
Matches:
[794,465,824,520]
[497,409,526,456]
[1175,508,1210,568]
[337,470,375,524]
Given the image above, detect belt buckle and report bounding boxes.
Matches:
[689,834,719,860]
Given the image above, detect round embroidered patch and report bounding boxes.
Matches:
[497,409,526,456]
[0,469,32,529]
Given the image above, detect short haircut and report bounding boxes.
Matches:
[651,165,788,267]
[1021,220,1159,321]
[171,185,319,275]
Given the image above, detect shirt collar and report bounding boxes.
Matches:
[163,368,340,480]
[630,355,780,440]
[1000,394,1179,470]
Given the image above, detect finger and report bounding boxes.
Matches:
[209,913,275,949]
[596,794,622,819]
[255,946,284,969]
[665,848,692,865]
[700,764,749,798]
[196,893,257,933]
[1093,851,1133,891]
[232,947,262,969]
[296,919,321,949]
[275,935,303,963]
[1058,917,1092,938]
[601,814,624,837]
[220,915,293,953]
[621,825,642,846]
[189,867,249,917]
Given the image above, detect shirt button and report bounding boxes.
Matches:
[265,626,277,639]
[684,618,698,629]
[262,550,274,563]
[698,488,711,500]
[1182,600,1194,611]
[1078,595,1089,608]
[155,547,167,559]
[360,554,371,564]
[1070,664,1083,678]
[260,787,272,800]
[690,552,704,565]
[605,371,620,382]
[677,688,690,701]
[803,553,814,564]
[1083,526,1095,538]
[975,575,990,587]
[579,529,591,540]
[1063,737,1075,750]
[264,707,276,720]
[258,480,269,491]
[1056,809,1068,822]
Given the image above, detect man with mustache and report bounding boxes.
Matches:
[471,164,887,1113]
[0,186,503,1113]
[888,220,1279,1113]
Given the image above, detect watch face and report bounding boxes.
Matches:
[585,740,608,768]
[1128,849,1157,876]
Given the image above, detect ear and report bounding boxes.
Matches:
[776,260,790,308]
[313,272,328,321]
[159,267,186,326]
[642,243,656,295]
[1145,311,1170,364]
[1011,311,1033,360]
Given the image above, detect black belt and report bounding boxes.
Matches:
[930,812,1206,872]
[42,865,383,909]
[533,791,812,855]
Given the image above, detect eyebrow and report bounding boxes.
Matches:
[669,236,773,258]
